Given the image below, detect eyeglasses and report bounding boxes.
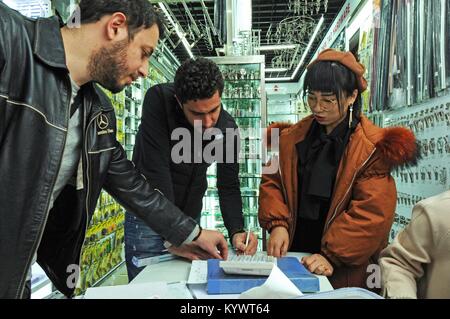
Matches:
[306,94,338,110]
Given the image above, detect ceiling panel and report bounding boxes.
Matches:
[157,0,346,82]
[253,0,346,81]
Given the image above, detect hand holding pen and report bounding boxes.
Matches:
[232,226,258,255]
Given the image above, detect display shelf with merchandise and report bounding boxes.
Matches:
[366,0,450,242]
[267,94,300,125]
[203,56,266,251]
[4,0,52,18]
[372,94,450,243]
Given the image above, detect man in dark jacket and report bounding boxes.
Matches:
[125,58,258,281]
[0,0,227,299]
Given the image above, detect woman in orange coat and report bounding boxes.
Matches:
[258,49,418,289]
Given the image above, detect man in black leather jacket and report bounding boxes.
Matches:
[0,0,227,299]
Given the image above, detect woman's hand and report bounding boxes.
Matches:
[267,226,289,257]
[301,254,334,276]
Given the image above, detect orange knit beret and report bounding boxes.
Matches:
[307,48,368,92]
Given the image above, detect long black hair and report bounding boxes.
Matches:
[303,61,362,116]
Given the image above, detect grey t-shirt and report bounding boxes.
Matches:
[49,77,83,205]
[28,77,83,282]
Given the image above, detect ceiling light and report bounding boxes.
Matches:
[258,44,297,51]
[266,15,324,82]
[266,77,291,82]
[158,2,194,59]
[291,15,324,80]
[265,68,289,73]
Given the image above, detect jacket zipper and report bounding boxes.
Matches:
[16,79,72,299]
[74,111,102,295]
[84,111,102,216]
[277,160,289,206]
[323,148,377,233]
[275,159,298,245]
[277,155,299,247]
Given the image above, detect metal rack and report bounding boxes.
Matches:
[370,94,450,243]
[367,0,450,243]
[204,55,266,251]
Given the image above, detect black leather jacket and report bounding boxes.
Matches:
[0,4,197,298]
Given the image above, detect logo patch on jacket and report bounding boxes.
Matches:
[97,114,114,135]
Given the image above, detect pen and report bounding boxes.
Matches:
[244,226,251,251]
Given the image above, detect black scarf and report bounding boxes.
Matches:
[296,114,358,221]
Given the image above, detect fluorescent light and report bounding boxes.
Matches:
[258,44,297,51]
[158,2,194,59]
[265,68,289,73]
[235,0,252,36]
[266,77,291,82]
[291,15,324,80]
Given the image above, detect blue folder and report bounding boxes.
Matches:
[207,257,320,294]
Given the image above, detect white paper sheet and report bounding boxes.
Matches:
[83,281,193,299]
[187,260,208,284]
[189,284,241,299]
[239,264,303,299]
[296,288,383,299]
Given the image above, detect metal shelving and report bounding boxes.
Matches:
[203,55,266,251]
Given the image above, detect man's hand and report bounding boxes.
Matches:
[168,243,215,260]
[232,231,258,255]
[191,229,229,260]
[267,226,289,257]
[301,254,334,276]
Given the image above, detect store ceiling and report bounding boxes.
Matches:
[152,0,222,62]
[253,0,346,81]
[155,0,346,82]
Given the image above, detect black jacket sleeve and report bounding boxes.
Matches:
[0,15,7,142]
[132,85,175,202]
[0,22,4,74]
[217,124,244,238]
[93,85,197,247]
[103,142,197,246]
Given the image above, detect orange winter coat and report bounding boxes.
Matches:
[259,115,418,289]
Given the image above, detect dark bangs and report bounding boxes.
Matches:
[303,61,361,114]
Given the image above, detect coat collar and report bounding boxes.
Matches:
[32,17,115,115]
[272,114,382,147]
[275,115,378,232]
[33,16,68,70]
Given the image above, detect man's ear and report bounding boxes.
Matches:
[105,12,128,41]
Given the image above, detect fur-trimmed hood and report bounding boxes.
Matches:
[265,116,419,168]
[375,126,419,168]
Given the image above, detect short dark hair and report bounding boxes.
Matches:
[303,61,362,115]
[77,0,164,39]
[174,58,224,104]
